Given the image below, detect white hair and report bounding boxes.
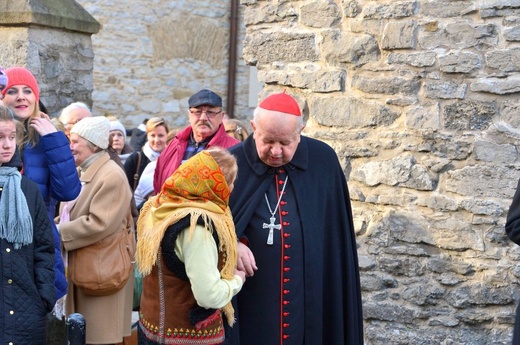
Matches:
[59,102,91,125]
[252,106,304,130]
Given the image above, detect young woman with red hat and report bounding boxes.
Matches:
[1,67,81,317]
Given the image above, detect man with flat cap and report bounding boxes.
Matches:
[154,89,239,193]
[228,91,364,344]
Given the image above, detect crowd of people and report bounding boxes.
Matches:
[0,65,365,345]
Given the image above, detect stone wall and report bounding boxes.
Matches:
[7,0,519,343]
[76,0,253,129]
[242,0,520,344]
[0,0,99,116]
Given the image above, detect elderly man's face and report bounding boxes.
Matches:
[252,110,302,168]
[188,105,223,142]
[64,108,91,137]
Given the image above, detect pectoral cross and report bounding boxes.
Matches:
[263,216,281,245]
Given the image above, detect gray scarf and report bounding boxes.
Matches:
[0,167,33,249]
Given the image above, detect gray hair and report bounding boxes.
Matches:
[59,102,91,125]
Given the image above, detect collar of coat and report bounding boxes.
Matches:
[79,152,111,183]
[241,134,309,176]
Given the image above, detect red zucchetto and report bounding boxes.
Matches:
[259,91,301,116]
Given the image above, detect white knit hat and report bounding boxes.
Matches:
[109,119,127,141]
[71,116,110,149]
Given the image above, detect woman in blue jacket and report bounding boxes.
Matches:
[1,67,81,315]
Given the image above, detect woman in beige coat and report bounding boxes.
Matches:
[57,116,134,345]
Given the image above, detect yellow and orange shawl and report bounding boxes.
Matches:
[136,150,238,325]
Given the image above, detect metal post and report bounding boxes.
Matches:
[66,313,86,345]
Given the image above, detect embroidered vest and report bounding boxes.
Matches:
[139,221,225,344]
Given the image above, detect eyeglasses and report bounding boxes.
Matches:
[189,109,222,118]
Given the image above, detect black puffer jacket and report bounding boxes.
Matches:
[0,151,55,345]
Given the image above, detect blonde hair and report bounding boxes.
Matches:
[224,118,249,141]
[22,102,41,147]
[50,117,65,133]
[0,105,24,147]
[206,147,237,187]
[146,117,169,133]
[166,126,184,144]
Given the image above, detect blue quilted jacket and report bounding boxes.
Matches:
[22,131,81,300]
[0,175,56,345]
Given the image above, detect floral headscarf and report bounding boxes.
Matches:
[136,150,238,325]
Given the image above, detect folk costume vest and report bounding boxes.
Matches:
[139,217,226,344]
[136,151,238,345]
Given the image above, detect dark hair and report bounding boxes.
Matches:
[38,100,48,114]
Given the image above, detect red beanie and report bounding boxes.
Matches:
[259,91,301,116]
[1,67,40,102]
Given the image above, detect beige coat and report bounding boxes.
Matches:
[59,152,134,344]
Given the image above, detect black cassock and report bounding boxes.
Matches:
[505,178,520,345]
[228,135,364,345]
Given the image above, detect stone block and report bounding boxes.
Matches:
[309,95,399,128]
[382,20,417,50]
[300,0,341,28]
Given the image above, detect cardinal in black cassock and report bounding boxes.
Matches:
[227,92,364,345]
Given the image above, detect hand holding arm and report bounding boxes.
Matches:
[234,268,246,283]
[237,241,258,277]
